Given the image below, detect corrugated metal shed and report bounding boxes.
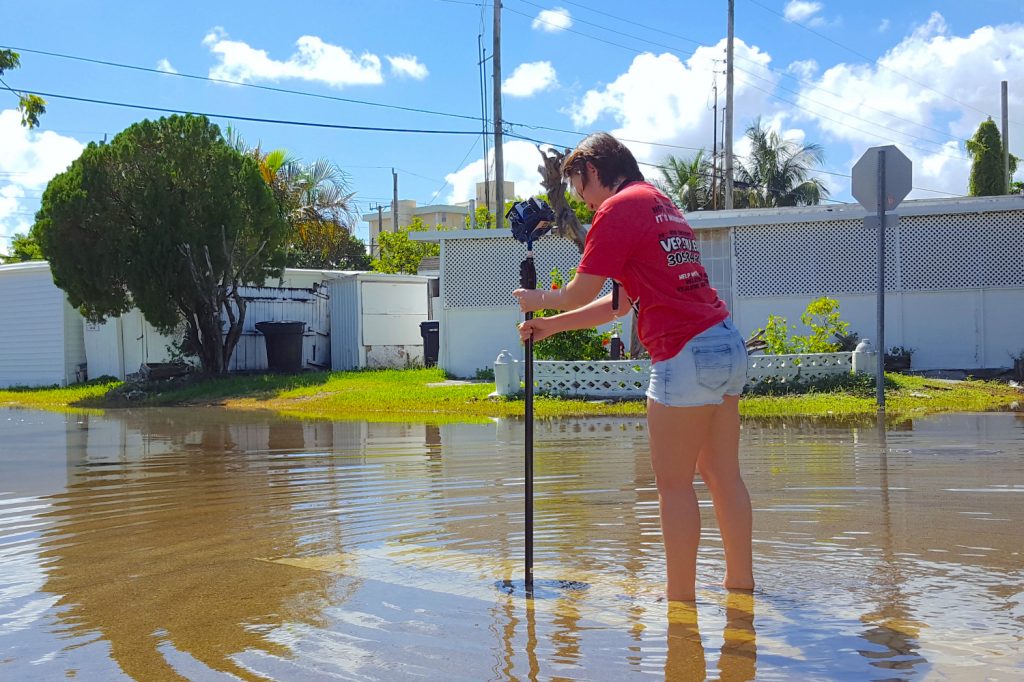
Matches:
[0,261,87,388]
[328,273,430,370]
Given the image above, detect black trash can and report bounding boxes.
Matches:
[256,321,306,372]
[420,320,440,368]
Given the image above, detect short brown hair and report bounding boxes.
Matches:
[561,132,644,190]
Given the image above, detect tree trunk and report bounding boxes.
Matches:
[537,146,587,253]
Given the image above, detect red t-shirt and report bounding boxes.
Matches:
[576,182,728,362]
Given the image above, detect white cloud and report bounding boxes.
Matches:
[444,141,552,204]
[791,12,1024,197]
[787,58,819,80]
[0,110,84,253]
[879,19,891,33]
[156,58,177,74]
[568,41,777,165]
[784,1,823,23]
[203,28,383,88]
[532,8,572,33]
[503,62,558,98]
[386,55,428,80]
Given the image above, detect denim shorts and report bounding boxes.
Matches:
[646,318,748,407]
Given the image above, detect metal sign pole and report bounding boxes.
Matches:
[852,144,911,413]
[876,151,886,412]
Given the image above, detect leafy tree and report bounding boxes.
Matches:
[536,191,595,227]
[734,118,828,207]
[966,117,1018,196]
[372,217,439,275]
[0,232,43,263]
[0,49,46,128]
[225,126,359,267]
[656,151,713,212]
[287,230,370,270]
[465,204,497,229]
[32,114,289,374]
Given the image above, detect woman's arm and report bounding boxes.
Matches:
[513,271,607,313]
[518,292,623,343]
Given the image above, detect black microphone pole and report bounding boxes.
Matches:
[519,240,537,596]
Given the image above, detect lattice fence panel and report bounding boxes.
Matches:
[735,218,894,296]
[900,210,1024,290]
[535,360,652,398]
[443,236,604,308]
[444,237,581,308]
[695,228,734,310]
[735,210,1024,297]
[746,352,853,384]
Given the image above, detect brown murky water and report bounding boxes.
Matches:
[1,407,1021,681]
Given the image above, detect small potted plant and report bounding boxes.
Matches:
[884,345,914,372]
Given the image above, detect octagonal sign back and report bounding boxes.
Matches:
[852,145,912,212]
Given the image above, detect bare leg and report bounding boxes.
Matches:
[647,398,715,601]
[696,394,754,591]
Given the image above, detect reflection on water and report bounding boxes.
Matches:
[0,408,1022,680]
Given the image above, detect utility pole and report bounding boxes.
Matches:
[370,203,386,257]
[712,80,719,210]
[724,0,735,209]
[478,36,491,215]
[493,0,505,227]
[1002,81,1010,194]
[392,168,399,233]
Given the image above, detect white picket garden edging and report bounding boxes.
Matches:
[493,347,878,398]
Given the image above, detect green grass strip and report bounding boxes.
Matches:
[0,368,1019,424]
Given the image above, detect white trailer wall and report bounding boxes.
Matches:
[708,199,1024,371]
[422,197,1024,377]
[0,262,86,388]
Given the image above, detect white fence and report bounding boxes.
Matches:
[227,285,331,372]
[746,351,855,384]
[495,350,874,398]
[535,360,651,398]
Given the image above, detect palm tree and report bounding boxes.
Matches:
[656,151,713,212]
[226,127,360,268]
[733,118,828,207]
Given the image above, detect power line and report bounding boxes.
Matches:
[507,0,985,153]
[12,88,484,136]
[741,0,1020,126]
[429,135,484,205]
[2,44,709,154]
[509,3,972,156]
[7,36,976,164]
[739,80,970,162]
[1,44,484,125]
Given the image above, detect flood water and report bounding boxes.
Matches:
[0,407,1021,681]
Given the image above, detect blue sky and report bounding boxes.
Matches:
[3,1,1023,253]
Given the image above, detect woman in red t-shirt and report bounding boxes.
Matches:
[514,132,753,602]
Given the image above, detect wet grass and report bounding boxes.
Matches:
[0,378,119,414]
[1,368,1019,423]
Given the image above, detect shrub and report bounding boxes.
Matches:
[755,296,852,355]
[533,267,610,361]
[745,371,894,397]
